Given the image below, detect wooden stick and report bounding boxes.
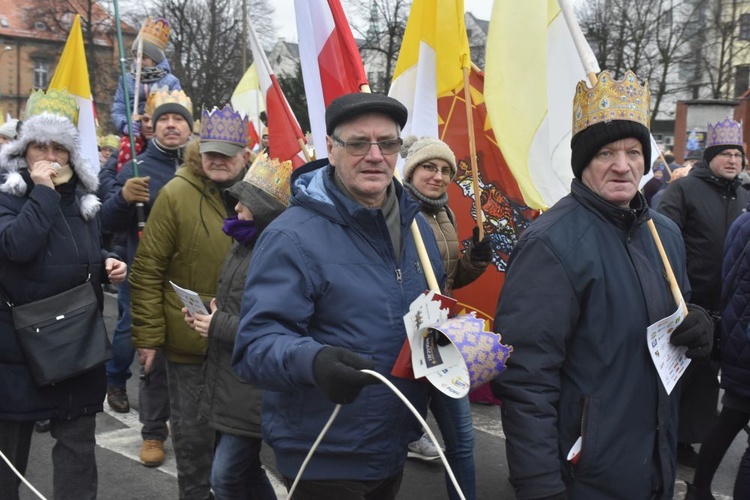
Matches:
[462,66,484,239]
[132,36,144,122]
[297,137,312,162]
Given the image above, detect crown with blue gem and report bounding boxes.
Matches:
[706,118,743,149]
[200,105,248,147]
[25,88,79,125]
[572,70,650,135]
[245,153,292,206]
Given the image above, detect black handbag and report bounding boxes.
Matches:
[8,281,112,386]
[0,227,112,386]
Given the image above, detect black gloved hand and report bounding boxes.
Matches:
[670,304,714,359]
[470,226,493,263]
[312,347,378,404]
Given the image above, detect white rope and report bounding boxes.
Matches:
[287,369,466,500]
[0,448,47,499]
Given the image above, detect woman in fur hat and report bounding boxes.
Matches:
[400,135,492,500]
[0,92,126,499]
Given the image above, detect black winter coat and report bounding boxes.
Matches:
[720,210,750,399]
[659,162,749,311]
[493,180,689,500]
[199,183,286,437]
[0,172,111,421]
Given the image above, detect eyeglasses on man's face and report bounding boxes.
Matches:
[719,151,743,160]
[332,136,403,156]
[420,163,453,177]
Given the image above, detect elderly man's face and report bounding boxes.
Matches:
[201,150,248,184]
[581,137,645,208]
[155,113,191,148]
[326,112,400,208]
[708,148,743,180]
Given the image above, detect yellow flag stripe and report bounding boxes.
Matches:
[48,15,92,99]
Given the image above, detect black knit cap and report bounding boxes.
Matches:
[152,102,194,132]
[325,93,408,135]
[570,120,652,179]
[704,144,745,165]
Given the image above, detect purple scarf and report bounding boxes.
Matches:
[222,217,257,245]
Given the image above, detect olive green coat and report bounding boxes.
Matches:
[130,141,234,364]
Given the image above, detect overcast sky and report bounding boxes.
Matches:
[271,0,494,43]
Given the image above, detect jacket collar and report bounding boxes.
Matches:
[571,179,650,231]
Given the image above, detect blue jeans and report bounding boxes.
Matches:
[430,389,476,500]
[211,432,276,500]
[105,280,135,388]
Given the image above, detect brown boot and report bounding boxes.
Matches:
[140,439,165,467]
[106,386,130,413]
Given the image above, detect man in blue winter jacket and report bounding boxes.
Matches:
[232,92,444,499]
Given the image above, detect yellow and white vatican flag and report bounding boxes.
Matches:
[231,62,266,134]
[388,0,470,154]
[49,15,100,172]
[484,0,594,210]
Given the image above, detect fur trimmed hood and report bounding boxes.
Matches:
[0,113,100,220]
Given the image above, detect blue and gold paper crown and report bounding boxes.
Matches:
[245,153,292,206]
[140,17,171,50]
[25,88,79,125]
[201,105,248,146]
[706,118,743,148]
[573,70,650,135]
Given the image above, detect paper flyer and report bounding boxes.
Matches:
[647,300,691,395]
[169,281,208,316]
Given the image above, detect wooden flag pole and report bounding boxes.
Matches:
[132,36,144,122]
[462,66,484,239]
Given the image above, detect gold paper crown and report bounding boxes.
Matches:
[572,70,650,136]
[99,134,120,150]
[245,153,292,206]
[25,88,79,125]
[144,85,168,116]
[193,119,201,134]
[140,17,170,50]
[149,89,193,116]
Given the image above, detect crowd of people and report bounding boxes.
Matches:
[0,14,749,500]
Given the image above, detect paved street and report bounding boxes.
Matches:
[15,291,747,499]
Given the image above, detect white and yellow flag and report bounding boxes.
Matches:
[484,0,590,210]
[388,0,470,146]
[48,15,99,172]
[231,62,266,132]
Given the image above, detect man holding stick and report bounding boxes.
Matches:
[491,70,714,499]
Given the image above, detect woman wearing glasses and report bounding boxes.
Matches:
[400,136,492,500]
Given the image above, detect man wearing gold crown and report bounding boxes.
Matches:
[130,104,249,499]
[101,88,193,468]
[112,17,182,137]
[658,118,750,468]
[491,71,714,499]
[0,88,126,499]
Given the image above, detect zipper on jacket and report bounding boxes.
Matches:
[395,268,403,284]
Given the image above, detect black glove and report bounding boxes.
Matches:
[312,347,378,404]
[670,304,714,359]
[470,226,492,263]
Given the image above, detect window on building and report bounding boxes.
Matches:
[735,65,750,97]
[34,21,47,31]
[34,61,49,89]
[0,17,9,28]
[741,14,750,41]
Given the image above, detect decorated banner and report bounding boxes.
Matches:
[440,69,538,323]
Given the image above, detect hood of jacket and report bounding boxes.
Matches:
[0,113,100,220]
